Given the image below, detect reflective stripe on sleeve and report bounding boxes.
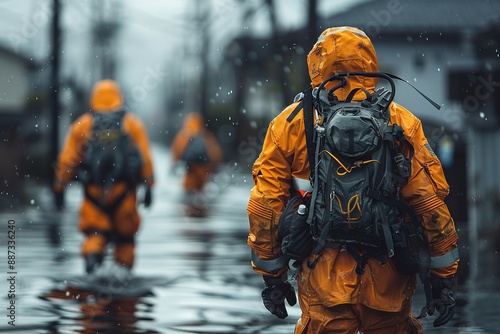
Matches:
[430,248,460,269]
[251,251,287,274]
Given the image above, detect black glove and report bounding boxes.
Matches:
[54,191,64,211]
[261,274,297,319]
[429,275,456,327]
[144,188,152,208]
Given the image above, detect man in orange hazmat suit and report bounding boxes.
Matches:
[247,27,459,333]
[171,112,222,202]
[53,79,154,274]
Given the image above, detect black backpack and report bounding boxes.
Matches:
[78,110,143,187]
[299,73,435,263]
[290,72,443,318]
[181,135,210,165]
[310,87,413,258]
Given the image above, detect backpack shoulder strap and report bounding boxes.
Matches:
[287,85,315,173]
[286,92,305,122]
[302,85,315,171]
[372,88,392,117]
[373,89,415,183]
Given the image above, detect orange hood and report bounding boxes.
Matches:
[307,26,379,101]
[90,79,123,112]
[183,112,205,132]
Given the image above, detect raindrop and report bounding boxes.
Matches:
[30,199,35,205]
[65,291,70,297]
[479,112,486,119]
[437,68,441,72]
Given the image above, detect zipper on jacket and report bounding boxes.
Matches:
[423,163,438,193]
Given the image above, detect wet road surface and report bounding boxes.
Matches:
[0,145,499,333]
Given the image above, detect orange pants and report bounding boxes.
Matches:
[79,185,140,268]
[183,164,214,192]
[81,233,135,268]
[294,302,423,334]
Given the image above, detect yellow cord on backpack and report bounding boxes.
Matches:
[335,194,361,228]
[320,150,382,227]
[320,150,380,176]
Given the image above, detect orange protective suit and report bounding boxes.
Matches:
[171,112,222,193]
[53,79,154,270]
[247,27,459,333]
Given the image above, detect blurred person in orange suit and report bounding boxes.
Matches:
[171,112,222,214]
[53,79,154,274]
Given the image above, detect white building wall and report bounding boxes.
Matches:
[0,54,30,112]
[375,41,475,135]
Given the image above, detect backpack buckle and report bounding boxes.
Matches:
[394,153,410,179]
[294,92,304,102]
[314,125,325,136]
[394,152,405,164]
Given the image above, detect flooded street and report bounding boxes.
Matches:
[1,145,499,333]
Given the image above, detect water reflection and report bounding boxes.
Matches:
[41,277,158,334]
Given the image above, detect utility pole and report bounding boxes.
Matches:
[198,0,210,120]
[307,0,318,49]
[266,0,290,106]
[304,0,317,88]
[91,0,120,81]
[49,0,61,185]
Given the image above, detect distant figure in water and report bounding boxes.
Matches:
[171,112,223,216]
[53,79,155,274]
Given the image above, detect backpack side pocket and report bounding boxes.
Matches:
[278,195,313,263]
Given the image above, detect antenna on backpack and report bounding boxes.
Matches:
[315,72,441,112]
[383,73,441,110]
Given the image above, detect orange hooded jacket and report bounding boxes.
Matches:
[247,27,459,314]
[53,80,154,236]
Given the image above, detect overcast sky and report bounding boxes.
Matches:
[0,0,369,122]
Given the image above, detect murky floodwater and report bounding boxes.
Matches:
[1,145,499,333]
